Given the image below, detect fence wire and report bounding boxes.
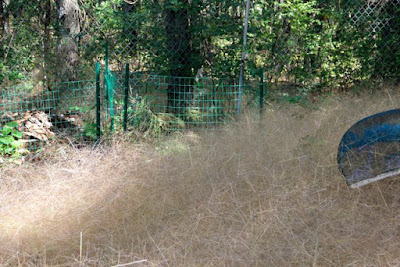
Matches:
[0,0,399,157]
[0,79,96,157]
[109,72,242,133]
[1,0,399,89]
[343,0,400,79]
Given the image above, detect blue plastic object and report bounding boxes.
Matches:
[338,109,400,188]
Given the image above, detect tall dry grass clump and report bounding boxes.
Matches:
[1,86,400,265]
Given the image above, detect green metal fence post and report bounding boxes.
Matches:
[109,76,115,133]
[104,41,115,133]
[259,68,264,118]
[96,62,101,140]
[104,41,109,120]
[123,63,129,131]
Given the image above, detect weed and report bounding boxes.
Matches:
[0,121,24,158]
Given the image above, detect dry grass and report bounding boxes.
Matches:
[2,86,400,266]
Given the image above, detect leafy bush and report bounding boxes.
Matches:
[0,121,24,157]
[249,0,392,92]
[68,105,98,140]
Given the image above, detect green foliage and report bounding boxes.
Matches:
[249,0,398,92]
[115,96,185,137]
[184,100,225,124]
[0,0,51,85]
[0,121,23,157]
[1,0,399,91]
[68,105,97,140]
[251,1,332,89]
[83,122,98,140]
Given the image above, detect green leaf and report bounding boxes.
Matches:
[4,147,13,154]
[69,106,81,111]
[12,129,22,139]
[2,126,12,136]
[0,135,14,145]
[6,121,19,128]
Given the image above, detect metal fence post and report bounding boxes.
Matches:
[259,68,264,118]
[236,0,251,115]
[123,63,129,131]
[104,41,109,121]
[96,62,101,141]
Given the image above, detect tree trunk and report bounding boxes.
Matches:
[0,0,10,40]
[56,0,81,81]
[0,1,3,40]
[41,0,52,88]
[164,0,199,115]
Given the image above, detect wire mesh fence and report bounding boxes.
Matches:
[90,1,244,78]
[0,63,257,157]
[251,0,399,91]
[0,0,399,158]
[0,79,97,156]
[1,1,399,90]
[106,70,243,134]
[342,0,400,80]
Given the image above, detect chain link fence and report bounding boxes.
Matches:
[86,0,251,133]
[1,0,399,87]
[0,0,252,157]
[0,0,399,156]
[107,69,243,133]
[343,0,400,80]
[249,0,399,93]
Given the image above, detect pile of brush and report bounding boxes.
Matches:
[17,110,55,142]
[2,110,55,143]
